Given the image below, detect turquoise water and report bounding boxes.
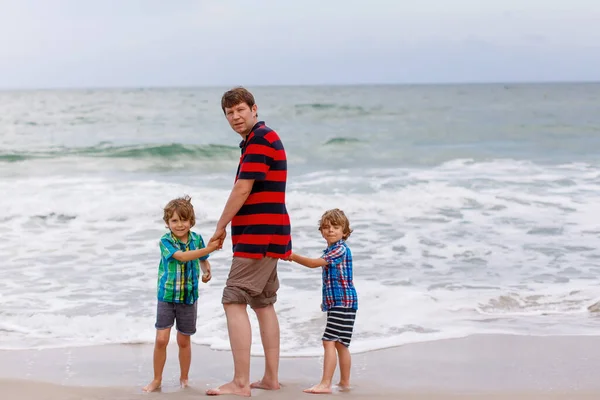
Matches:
[1,83,599,355]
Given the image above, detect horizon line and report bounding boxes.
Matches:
[0,79,599,92]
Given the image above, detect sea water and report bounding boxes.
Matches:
[1,83,599,356]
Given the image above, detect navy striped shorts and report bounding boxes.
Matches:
[322,307,357,347]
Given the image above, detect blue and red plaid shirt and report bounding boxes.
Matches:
[320,239,358,311]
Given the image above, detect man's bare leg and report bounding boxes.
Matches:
[206,303,252,397]
[335,341,352,390]
[250,304,280,390]
[303,340,337,394]
[142,328,170,392]
[177,332,192,388]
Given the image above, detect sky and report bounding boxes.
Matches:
[0,0,599,88]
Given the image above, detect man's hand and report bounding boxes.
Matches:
[206,237,221,252]
[284,253,294,262]
[209,227,227,249]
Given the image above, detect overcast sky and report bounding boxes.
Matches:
[1,0,599,88]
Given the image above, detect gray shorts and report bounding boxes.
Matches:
[155,300,197,335]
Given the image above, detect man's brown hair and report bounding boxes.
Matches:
[163,195,196,227]
[221,86,256,114]
[318,208,353,240]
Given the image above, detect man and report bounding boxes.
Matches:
[207,87,292,397]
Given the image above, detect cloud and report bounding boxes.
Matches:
[0,0,599,88]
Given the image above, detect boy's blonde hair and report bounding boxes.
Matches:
[318,208,353,240]
[163,195,196,227]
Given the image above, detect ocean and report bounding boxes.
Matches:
[1,83,599,356]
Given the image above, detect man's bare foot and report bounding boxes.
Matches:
[250,379,281,390]
[180,378,189,388]
[206,381,251,397]
[336,382,352,392]
[142,379,162,392]
[303,383,332,394]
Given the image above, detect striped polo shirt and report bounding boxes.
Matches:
[231,121,292,259]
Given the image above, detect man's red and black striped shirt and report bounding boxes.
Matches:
[232,121,292,259]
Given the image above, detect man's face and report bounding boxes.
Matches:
[224,102,258,136]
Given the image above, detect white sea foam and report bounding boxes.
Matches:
[1,159,600,355]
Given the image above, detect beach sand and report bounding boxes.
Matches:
[1,334,599,399]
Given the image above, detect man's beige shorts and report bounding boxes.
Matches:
[221,256,279,309]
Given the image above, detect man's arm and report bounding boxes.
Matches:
[210,178,254,245]
[290,253,328,269]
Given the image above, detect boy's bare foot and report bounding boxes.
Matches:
[303,383,332,394]
[206,381,251,397]
[250,379,281,390]
[142,379,162,392]
[180,378,189,388]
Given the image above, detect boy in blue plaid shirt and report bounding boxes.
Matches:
[143,196,220,392]
[287,208,358,394]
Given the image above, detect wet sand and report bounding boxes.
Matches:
[1,334,599,399]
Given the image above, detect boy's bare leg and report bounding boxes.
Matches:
[206,303,252,397]
[142,328,171,392]
[303,340,337,394]
[335,341,352,390]
[177,332,192,388]
[250,304,281,390]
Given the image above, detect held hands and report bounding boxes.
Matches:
[284,253,295,262]
[202,227,224,284]
[206,237,222,252]
[209,227,227,250]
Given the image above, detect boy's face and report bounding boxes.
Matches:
[224,102,258,137]
[320,222,344,246]
[168,211,192,241]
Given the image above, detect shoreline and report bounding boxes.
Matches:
[1,330,598,357]
[2,334,600,399]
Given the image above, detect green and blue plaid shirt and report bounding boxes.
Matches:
[157,231,209,305]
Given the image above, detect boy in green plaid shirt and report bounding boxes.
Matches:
[143,196,220,392]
